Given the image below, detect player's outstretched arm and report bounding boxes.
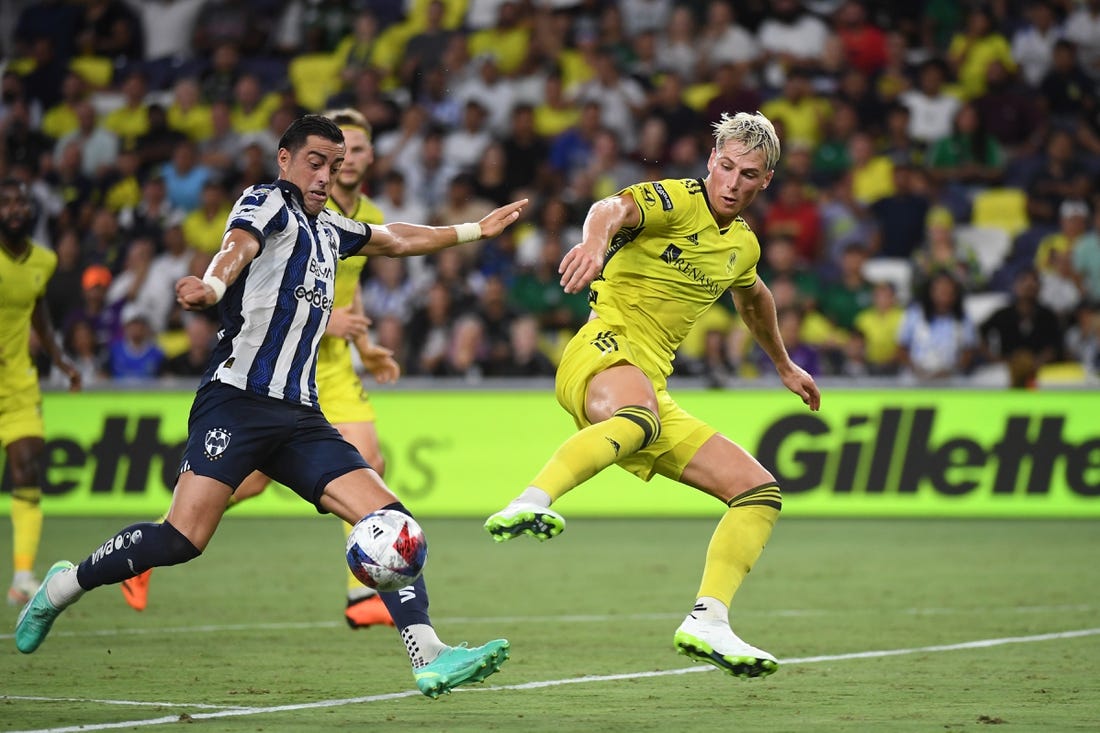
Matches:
[176,228,261,311]
[731,279,821,411]
[560,192,640,294]
[363,199,528,258]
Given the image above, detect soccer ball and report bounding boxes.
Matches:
[346,509,427,592]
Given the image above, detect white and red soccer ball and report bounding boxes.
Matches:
[346,509,427,592]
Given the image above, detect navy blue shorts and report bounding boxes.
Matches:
[180,382,369,511]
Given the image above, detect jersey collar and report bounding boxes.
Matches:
[275,179,309,214]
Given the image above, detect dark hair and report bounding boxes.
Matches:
[278,114,344,154]
[919,271,965,322]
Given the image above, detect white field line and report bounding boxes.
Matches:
[0,603,1092,643]
[3,627,1099,733]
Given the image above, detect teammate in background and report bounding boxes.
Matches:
[1,180,82,605]
[16,115,527,699]
[485,112,820,678]
[120,109,401,630]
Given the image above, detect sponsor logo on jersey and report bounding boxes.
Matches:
[640,186,658,208]
[686,232,699,246]
[204,427,232,460]
[308,258,334,280]
[294,284,334,311]
[652,182,674,211]
[682,178,702,195]
[661,245,723,297]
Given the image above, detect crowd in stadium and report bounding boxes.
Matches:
[3,0,1100,389]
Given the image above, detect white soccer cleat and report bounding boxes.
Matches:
[673,614,779,679]
[7,574,40,607]
[484,501,565,542]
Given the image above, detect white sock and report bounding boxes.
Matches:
[401,623,448,668]
[514,487,552,508]
[347,586,377,603]
[13,569,35,586]
[45,567,85,609]
[691,596,729,622]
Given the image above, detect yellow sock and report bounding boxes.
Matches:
[530,406,660,502]
[697,483,782,606]
[11,487,43,573]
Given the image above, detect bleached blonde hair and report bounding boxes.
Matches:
[712,111,781,171]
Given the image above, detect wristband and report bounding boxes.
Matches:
[203,275,227,302]
[453,222,482,243]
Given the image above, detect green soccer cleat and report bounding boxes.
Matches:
[484,502,565,542]
[14,561,75,654]
[413,639,510,698]
[673,615,779,679]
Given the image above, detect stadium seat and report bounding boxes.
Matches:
[862,257,913,303]
[954,225,1012,279]
[970,187,1029,237]
[288,54,343,111]
[962,291,1010,327]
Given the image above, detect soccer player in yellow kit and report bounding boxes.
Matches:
[121,110,401,628]
[485,112,821,678]
[0,180,81,605]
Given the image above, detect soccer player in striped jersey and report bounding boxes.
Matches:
[485,112,820,679]
[120,109,401,630]
[0,180,82,606]
[17,115,527,698]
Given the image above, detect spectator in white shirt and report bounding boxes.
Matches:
[899,58,961,147]
[1012,1,1066,86]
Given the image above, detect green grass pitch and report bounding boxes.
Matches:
[3,516,1098,732]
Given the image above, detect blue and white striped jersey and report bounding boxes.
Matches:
[201,180,371,407]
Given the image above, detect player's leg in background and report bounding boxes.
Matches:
[121,470,272,611]
[667,430,783,679]
[7,436,46,606]
[486,361,661,541]
[320,468,509,697]
[15,472,229,654]
[335,419,394,628]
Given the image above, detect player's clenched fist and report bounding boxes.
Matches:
[176,275,217,310]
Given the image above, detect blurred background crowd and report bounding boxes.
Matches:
[3,0,1100,390]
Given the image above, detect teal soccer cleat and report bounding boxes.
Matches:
[15,561,75,654]
[484,502,565,542]
[413,639,510,698]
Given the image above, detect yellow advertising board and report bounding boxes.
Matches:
[2,389,1097,518]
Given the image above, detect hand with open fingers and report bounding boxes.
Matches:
[780,364,821,411]
[327,306,370,339]
[478,199,529,238]
[360,344,401,384]
[176,276,215,311]
[559,242,604,294]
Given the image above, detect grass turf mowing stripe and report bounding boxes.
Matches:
[6,627,1099,733]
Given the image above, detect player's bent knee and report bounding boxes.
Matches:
[613,404,661,448]
[726,481,783,512]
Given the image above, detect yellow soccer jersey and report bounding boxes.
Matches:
[0,241,57,396]
[591,178,761,377]
[316,194,385,377]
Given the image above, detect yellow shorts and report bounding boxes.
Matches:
[317,362,376,425]
[554,318,716,482]
[0,387,45,446]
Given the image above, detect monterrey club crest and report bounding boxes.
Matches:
[204,427,232,460]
